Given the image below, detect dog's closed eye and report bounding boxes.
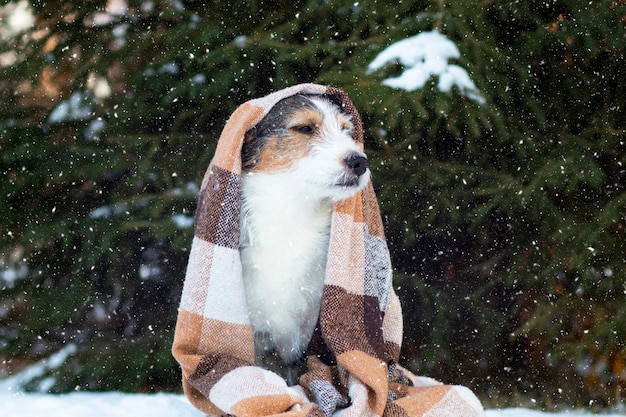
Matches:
[292,124,315,134]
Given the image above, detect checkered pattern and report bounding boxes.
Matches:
[172,84,485,416]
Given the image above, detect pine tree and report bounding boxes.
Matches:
[1,0,624,408]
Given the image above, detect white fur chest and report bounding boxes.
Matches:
[239,172,331,365]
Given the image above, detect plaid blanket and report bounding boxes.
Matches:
[172,83,485,417]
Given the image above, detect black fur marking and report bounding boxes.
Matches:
[241,94,348,171]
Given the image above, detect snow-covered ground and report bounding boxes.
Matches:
[1,348,623,417]
[1,391,624,417]
[1,392,201,417]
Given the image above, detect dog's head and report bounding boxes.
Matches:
[242,94,370,202]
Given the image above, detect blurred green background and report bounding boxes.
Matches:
[1,0,625,411]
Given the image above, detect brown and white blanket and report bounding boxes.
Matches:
[172,83,485,417]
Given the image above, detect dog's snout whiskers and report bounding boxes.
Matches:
[345,153,369,177]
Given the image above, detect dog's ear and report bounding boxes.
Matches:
[242,128,260,170]
[243,127,257,144]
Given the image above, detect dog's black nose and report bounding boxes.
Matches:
[345,153,369,176]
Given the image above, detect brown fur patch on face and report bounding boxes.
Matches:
[241,94,354,174]
[246,108,323,173]
[251,132,312,172]
[340,118,354,132]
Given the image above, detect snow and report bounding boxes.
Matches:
[0,335,622,417]
[48,92,93,124]
[0,1,35,39]
[367,30,485,104]
[0,1,35,65]
[233,35,248,48]
[84,117,107,140]
[171,213,195,229]
[1,392,204,417]
[87,73,112,99]
[89,203,130,219]
[0,344,77,393]
[93,0,128,26]
[0,262,28,287]
[158,62,180,75]
[484,411,623,417]
[0,391,623,417]
[191,73,207,84]
[138,263,162,280]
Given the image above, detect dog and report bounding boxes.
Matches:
[239,94,370,384]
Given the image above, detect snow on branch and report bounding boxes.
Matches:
[367,30,485,104]
[0,344,77,392]
[48,92,93,124]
